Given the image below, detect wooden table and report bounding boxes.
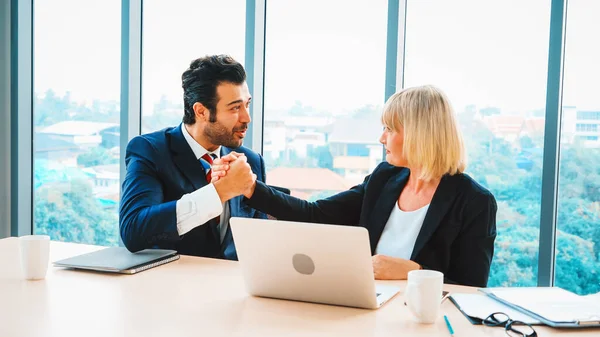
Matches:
[0,238,593,337]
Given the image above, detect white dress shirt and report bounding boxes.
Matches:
[176,124,230,242]
[374,202,430,259]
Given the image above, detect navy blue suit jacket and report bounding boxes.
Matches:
[246,163,497,287]
[119,124,267,259]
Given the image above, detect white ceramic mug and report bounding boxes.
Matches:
[404,270,444,323]
[19,235,50,280]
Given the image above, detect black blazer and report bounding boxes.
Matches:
[246,163,497,287]
[119,124,267,259]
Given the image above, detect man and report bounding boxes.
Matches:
[119,55,266,260]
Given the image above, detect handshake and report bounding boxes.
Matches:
[211,152,256,203]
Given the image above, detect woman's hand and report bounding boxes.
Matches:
[372,254,421,280]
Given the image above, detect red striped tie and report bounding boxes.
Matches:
[201,153,221,228]
[201,153,215,183]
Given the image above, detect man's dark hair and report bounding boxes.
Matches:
[181,55,246,124]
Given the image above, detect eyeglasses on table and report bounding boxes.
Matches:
[482,312,537,337]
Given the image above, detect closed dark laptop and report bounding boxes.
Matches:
[53,247,179,274]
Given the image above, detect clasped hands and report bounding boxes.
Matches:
[210,152,421,280]
[211,152,256,203]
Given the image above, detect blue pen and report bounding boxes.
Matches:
[444,315,455,337]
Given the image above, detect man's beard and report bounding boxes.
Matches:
[203,121,248,149]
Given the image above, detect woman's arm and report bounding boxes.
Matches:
[245,179,367,226]
[447,192,498,287]
[371,254,421,280]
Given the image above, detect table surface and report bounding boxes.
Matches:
[0,237,595,337]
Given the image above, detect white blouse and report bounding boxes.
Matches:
[374,202,429,259]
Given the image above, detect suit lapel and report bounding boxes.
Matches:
[220,146,232,157]
[368,169,410,254]
[220,146,252,259]
[219,146,253,219]
[410,175,458,259]
[167,124,208,191]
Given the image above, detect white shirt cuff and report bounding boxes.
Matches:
[176,183,224,236]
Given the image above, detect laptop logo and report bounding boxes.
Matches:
[292,253,315,275]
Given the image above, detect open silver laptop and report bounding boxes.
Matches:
[230,217,400,309]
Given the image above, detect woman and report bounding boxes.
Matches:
[214,85,497,287]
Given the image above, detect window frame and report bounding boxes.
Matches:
[6,0,569,287]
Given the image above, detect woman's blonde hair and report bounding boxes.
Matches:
[381,85,466,181]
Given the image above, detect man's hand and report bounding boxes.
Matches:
[211,152,242,183]
[212,155,256,202]
[372,254,421,280]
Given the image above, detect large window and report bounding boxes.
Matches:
[33,0,121,245]
[556,0,600,295]
[17,0,596,290]
[404,0,551,287]
[262,0,388,200]
[142,0,246,133]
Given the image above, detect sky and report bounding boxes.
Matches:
[33,0,600,117]
[34,0,121,102]
[404,0,600,113]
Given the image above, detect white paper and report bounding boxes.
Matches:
[584,292,600,302]
[487,287,600,323]
[450,293,541,325]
